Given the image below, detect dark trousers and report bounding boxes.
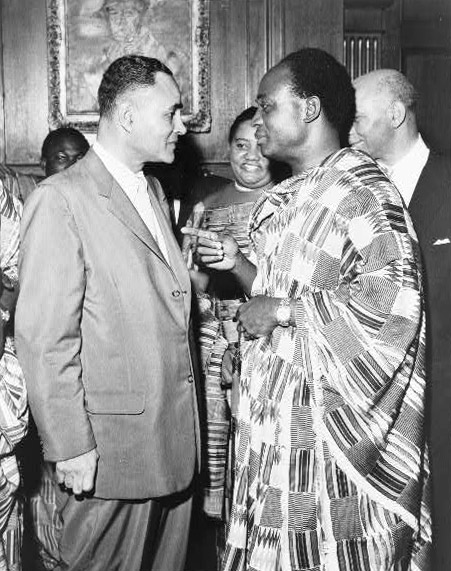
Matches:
[53,484,193,571]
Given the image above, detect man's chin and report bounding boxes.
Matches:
[350,141,367,153]
[257,141,273,159]
[158,150,176,164]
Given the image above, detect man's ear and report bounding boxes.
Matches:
[303,96,321,123]
[40,158,46,173]
[389,100,406,129]
[117,99,134,134]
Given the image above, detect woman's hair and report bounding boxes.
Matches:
[228,106,257,144]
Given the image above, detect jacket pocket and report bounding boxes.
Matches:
[85,391,145,415]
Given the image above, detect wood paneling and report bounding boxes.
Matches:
[405,54,451,153]
[401,0,451,154]
[0,3,6,163]
[344,0,401,70]
[2,0,48,166]
[380,0,401,69]
[284,0,343,60]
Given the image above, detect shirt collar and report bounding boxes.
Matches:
[378,135,430,205]
[93,140,145,198]
[387,135,429,178]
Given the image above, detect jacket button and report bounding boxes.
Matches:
[187,374,194,383]
[172,290,181,297]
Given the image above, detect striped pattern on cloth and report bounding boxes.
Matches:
[185,199,259,520]
[0,180,28,571]
[222,148,431,571]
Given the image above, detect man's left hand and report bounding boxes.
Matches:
[56,448,99,496]
[236,295,280,339]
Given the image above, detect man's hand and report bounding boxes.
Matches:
[181,227,240,271]
[56,448,99,495]
[221,346,235,388]
[236,295,280,339]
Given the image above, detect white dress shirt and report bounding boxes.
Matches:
[93,141,170,262]
[380,135,430,206]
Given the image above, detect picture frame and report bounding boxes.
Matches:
[46,0,211,133]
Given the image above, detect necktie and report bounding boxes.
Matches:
[135,174,170,262]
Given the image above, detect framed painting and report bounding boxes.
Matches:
[46,0,211,132]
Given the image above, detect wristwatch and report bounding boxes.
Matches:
[276,298,291,327]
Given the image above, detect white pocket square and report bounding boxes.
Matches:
[433,238,451,245]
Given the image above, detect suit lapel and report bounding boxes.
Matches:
[85,150,191,301]
[409,154,441,234]
[146,177,191,298]
[85,150,167,264]
[107,180,168,262]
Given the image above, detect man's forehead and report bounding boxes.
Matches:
[132,74,181,105]
[354,80,391,112]
[155,73,181,99]
[48,136,84,153]
[257,66,293,100]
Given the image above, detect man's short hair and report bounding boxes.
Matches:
[41,127,90,160]
[228,107,257,144]
[375,70,418,111]
[279,48,356,142]
[97,55,173,118]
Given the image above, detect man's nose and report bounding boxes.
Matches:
[245,145,260,161]
[251,107,263,127]
[349,124,358,145]
[174,112,187,136]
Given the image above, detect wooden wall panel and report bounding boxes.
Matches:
[246,0,268,105]
[192,0,266,167]
[401,0,451,154]
[0,3,6,164]
[404,54,451,154]
[344,0,401,71]
[284,0,343,61]
[2,0,48,166]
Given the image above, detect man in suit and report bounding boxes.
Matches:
[351,68,451,571]
[16,55,200,571]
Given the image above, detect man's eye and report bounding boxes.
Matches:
[235,142,246,150]
[57,155,68,162]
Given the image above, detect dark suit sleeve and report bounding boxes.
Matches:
[15,184,96,462]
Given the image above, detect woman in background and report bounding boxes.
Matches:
[183,106,287,567]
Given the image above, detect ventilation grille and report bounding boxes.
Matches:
[344,33,382,79]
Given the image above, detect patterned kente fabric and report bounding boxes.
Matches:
[0,180,28,571]
[186,199,258,519]
[222,148,431,571]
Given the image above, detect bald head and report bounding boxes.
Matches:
[350,69,419,165]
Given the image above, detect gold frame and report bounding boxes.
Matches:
[46,0,211,132]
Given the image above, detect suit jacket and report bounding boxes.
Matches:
[16,149,200,500]
[409,153,451,369]
[409,151,451,570]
